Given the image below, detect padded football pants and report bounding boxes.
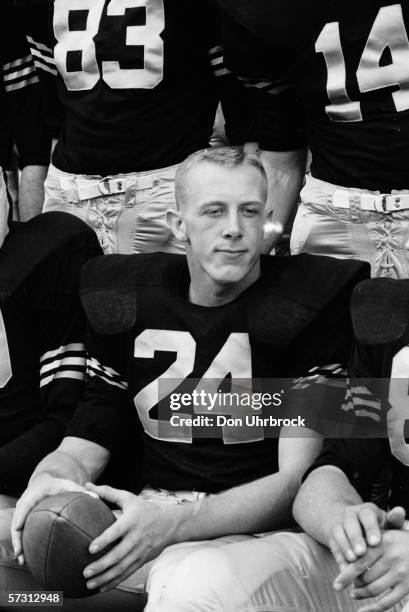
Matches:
[42,163,185,256]
[291,174,409,279]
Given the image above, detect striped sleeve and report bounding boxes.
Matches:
[40,342,87,388]
[26,35,57,77]
[0,4,50,167]
[86,355,128,391]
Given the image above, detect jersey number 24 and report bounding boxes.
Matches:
[53,0,164,90]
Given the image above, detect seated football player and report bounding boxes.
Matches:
[0,168,101,510]
[3,147,367,610]
[188,277,409,611]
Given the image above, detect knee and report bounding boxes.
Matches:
[148,548,237,612]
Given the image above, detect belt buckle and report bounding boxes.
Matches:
[98,176,125,196]
[380,194,388,213]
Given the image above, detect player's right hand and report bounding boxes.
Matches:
[11,474,88,565]
[328,503,406,568]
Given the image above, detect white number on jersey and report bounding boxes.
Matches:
[53,0,165,91]
[0,308,12,389]
[134,330,262,444]
[389,345,409,464]
[315,4,409,122]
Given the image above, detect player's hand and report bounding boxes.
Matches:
[333,529,409,612]
[83,483,180,592]
[12,474,89,565]
[262,220,283,254]
[328,503,406,568]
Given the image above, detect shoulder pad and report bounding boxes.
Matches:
[80,252,185,335]
[245,255,369,344]
[0,212,99,300]
[351,278,409,345]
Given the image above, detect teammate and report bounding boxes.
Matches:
[13,0,252,255]
[0,147,367,609]
[176,277,409,611]
[0,169,101,509]
[0,2,50,220]
[217,0,409,278]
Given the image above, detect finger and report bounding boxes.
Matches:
[88,518,124,555]
[329,536,348,570]
[358,506,384,547]
[99,559,143,592]
[85,483,127,507]
[331,523,357,563]
[344,512,367,556]
[385,506,406,530]
[86,550,140,591]
[351,571,395,599]
[334,548,384,591]
[85,536,136,577]
[356,584,407,612]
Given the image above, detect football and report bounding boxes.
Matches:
[22,491,116,598]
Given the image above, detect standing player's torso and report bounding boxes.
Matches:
[50,0,220,174]
[294,0,409,190]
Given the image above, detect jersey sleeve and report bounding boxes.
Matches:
[0,3,50,167]
[65,323,136,456]
[0,225,101,494]
[218,6,307,150]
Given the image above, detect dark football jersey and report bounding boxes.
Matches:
[17,0,249,176]
[0,212,101,495]
[306,277,409,513]
[0,2,50,167]
[13,0,63,141]
[219,0,409,191]
[66,252,368,493]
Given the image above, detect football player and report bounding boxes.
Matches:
[0,169,101,511]
[0,147,368,609]
[13,0,255,255]
[1,2,50,220]
[185,278,409,611]
[217,0,409,278]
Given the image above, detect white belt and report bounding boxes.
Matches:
[332,189,409,213]
[60,174,156,200]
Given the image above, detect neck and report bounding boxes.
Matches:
[188,261,260,307]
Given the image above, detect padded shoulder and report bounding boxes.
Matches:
[351,278,409,345]
[0,212,99,300]
[245,255,369,345]
[80,252,185,335]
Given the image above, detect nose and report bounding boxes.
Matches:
[221,210,243,239]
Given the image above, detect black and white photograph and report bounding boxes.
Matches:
[1,1,409,610]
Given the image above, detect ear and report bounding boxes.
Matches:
[166,208,188,242]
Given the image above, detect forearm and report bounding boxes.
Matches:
[173,469,301,544]
[261,147,307,234]
[18,165,48,220]
[29,437,109,487]
[293,466,363,547]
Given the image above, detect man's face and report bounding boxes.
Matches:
[180,162,268,293]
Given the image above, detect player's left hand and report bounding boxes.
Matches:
[333,530,409,612]
[83,483,181,592]
[262,220,283,254]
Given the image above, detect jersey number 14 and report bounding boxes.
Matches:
[316,3,409,122]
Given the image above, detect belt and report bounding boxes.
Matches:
[332,190,409,213]
[60,174,156,201]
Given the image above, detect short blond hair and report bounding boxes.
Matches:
[175,146,267,209]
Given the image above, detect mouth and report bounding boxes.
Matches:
[216,249,247,255]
